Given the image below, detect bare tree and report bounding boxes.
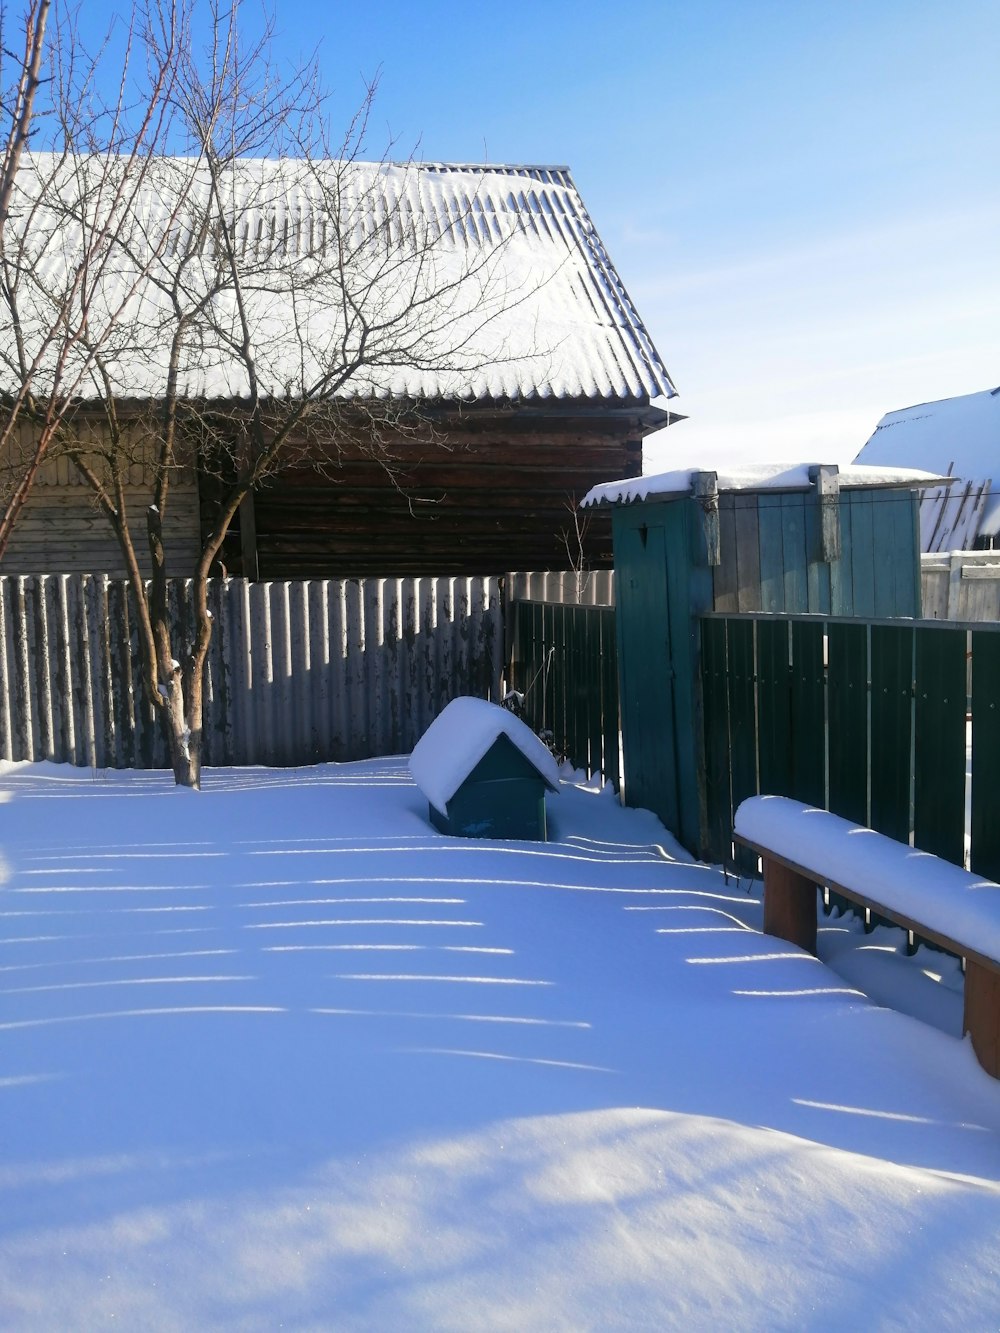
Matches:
[0,0,188,557]
[17,0,520,787]
[0,0,49,226]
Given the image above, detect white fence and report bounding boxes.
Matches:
[921,552,1000,621]
[0,574,502,768]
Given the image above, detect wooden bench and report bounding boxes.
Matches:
[734,795,1000,1080]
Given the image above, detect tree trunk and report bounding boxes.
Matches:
[159,669,198,788]
[157,610,210,789]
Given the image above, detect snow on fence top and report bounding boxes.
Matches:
[735,796,1000,964]
[581,463,949,509]
[408,696,561,814]
[4,155,674,407]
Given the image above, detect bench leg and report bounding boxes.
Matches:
[964,960,1000,1079]
[762,857,818,955]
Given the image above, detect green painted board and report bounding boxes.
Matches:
[733,495,762,613]
[530,602,546,734]
[567,604,585,768]
[664,501,709,854]
[758,495,785,614]
[714,497,739,611]
[913,627,967,865]
[790,620,826,808]
[828,621,868,825]
[551,603,567,755]
[600,609,621,791]
[726,618,758,873]
[874,492,921,619]
[849,492,877,620]
[757,619,792,797]
[831,501,853,616]
[873,494,901,618]
[869,624,913,843]
[780,498,808,613]
[804,500,832,615]
[581,608,600,778]
[971,632,1000,882]
[701,618,733,867]
[613,515,678,832]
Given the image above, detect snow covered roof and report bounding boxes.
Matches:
[408,696,561,813]
[855,387,1000,538]
[581,462,948,509]
[4,155,675,408]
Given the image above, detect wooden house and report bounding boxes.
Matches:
[855,387,1000,552]
[408,695,560,840]
[0,160,679,579]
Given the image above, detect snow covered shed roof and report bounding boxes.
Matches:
[409,697,561,814]
[4,155,675,409]
[581,462,948,509]
[854,387,1000,540]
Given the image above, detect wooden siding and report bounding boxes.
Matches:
[922,551,1000,620]
[209,411,644,578]
[2,484,202,576]
[3,404,649,579]
[712,489,921,618]
[1,426,202,577]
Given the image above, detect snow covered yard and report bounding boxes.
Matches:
[1,759,999,1330]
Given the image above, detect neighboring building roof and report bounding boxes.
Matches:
[408,696,560,814]
[854,387,1000,541]
[5,155,676,409]
[581,462,947,509]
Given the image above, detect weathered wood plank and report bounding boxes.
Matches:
[763,858,818,955]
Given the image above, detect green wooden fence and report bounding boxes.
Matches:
[701,613,1000,880]
[508,599,620,789]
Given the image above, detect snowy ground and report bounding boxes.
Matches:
[1,759,999,1330]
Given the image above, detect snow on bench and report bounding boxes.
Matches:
[734,795,1000,1080]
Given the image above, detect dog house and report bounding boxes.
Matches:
[409,696,560,840]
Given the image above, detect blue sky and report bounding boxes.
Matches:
[79,0,1000,470]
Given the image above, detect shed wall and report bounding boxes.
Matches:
[0,428,202,577]
[213,412,643,578]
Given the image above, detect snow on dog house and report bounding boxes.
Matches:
[409,697,560,841]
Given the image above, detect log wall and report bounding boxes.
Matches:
[0,428,201,577]
[214,410,644,578]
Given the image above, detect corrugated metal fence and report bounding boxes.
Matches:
[504,569,615,606]
[0,574,502,768]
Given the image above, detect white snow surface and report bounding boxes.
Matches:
[582,462,948,508]
[408,696,560,812]
[855,386,1000,536]
[1,759,999,1329]
[735,795,1000,963]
